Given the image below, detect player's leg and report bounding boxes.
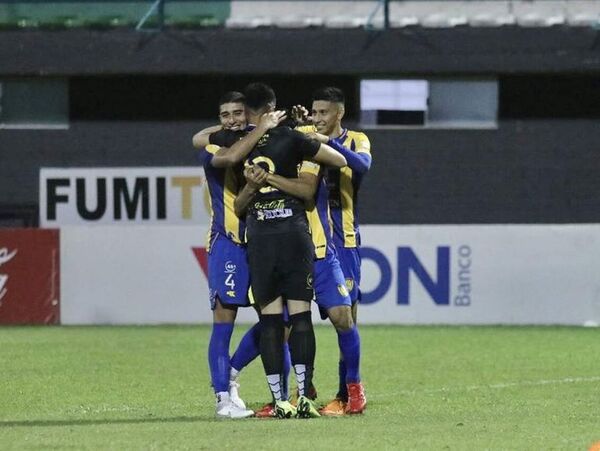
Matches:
[316,246,366,415]
[210,299,245,418]
[287,299,319,418]
[281,230,320,418]
[247,234,295,418]
[230,321,260,380]
[207,236,253,419]
[335,246,366,414]
[228,321,260,410]
[326,305,365,414]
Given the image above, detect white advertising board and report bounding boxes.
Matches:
[358,225,600,325]
[40,167,210,227]
[60,224,600,325]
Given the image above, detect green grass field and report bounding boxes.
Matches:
[1,325,599,450]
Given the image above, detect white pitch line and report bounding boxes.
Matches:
[369,375,600,399]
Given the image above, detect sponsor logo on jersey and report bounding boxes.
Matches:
[337,284,349,298]
[224,261,237,273]
[256,208,293,221]
[345,277,354,292]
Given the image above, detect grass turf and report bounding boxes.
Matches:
[1,325,599,450]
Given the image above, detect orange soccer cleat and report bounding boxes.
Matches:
[345,382,367,414]
[254,402,276,418]
[319,398,347,416]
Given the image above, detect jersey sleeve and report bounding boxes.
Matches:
[197,144,220,167]
[299,160,320,176]
[353,132,371,156]
[209,129,241,147]
[296,125,317,134]
[291,129,320,159]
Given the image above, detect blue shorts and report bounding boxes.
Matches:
[208,234,250,309]
[313,246,352,312]
[335,245,361,302]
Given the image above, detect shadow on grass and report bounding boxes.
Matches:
[0,415,214,428]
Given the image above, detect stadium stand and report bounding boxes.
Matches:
[0,0,599,30]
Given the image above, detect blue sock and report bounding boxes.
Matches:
[282,342,291,400]
[337,360,348,400]
[337,326,361,386]
[230,322,261,372]
[208,322,234,394]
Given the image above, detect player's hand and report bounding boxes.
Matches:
[306,132,329,144]
[244,165,269,191]
[291,105,312,125]
[257,110,287,132]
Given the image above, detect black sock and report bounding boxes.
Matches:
[259,313,285,400]
[288,311,316,396]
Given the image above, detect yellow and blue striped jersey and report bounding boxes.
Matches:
[328,129,371,248]
[299,160,331,259]
[297,126,372,249]
[197,144,246,250]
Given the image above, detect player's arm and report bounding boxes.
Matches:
[234,166,269,217]
[209,111,288,169]
[309,131,371,174]
[266,171,319,202]
[295,130,346,169]
[312,143,347,168]
[192,125,223,149]
[327,139,372,174]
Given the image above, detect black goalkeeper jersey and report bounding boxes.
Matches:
[209,126,320,236]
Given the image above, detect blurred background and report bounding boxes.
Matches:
[1,0,600,326]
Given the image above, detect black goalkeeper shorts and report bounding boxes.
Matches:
[247,229,315,307]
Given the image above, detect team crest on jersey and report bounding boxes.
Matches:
[257,134,269,147]
[225,261,236,273]
[345,278,354,292]
[337,284,349,298]
[306,274,313,289]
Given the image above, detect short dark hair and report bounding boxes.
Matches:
[218,91,245,107]
[312,87,345,105]
[243,82,276,112]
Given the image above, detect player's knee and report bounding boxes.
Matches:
[328,306,354,332]
[213,298,237,323]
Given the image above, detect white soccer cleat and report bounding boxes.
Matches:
[215,395,254,419]
[215,397,232,419]
[228,402,254,419]
[229,380,247,409]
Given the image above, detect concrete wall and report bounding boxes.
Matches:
[2,27,599,225]
[2,119,600,224]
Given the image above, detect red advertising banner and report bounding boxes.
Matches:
[0,229,60,324]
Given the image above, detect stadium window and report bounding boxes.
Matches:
[360,80,428,126]
[0,78,68,129]
[360,78,498,128]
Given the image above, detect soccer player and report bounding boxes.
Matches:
[210,82,346,419]
[192,91,286,419]
[295,87,371,415]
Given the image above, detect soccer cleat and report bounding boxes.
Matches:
[290,383,318,406]
[274,400,297,419]
[319,398,347,417]
[215,397,254,419]
[345,382,367,414]
[228,402,255,419]
[295,395,321,419]
[255,402,276,419]
[228,380,247,409]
